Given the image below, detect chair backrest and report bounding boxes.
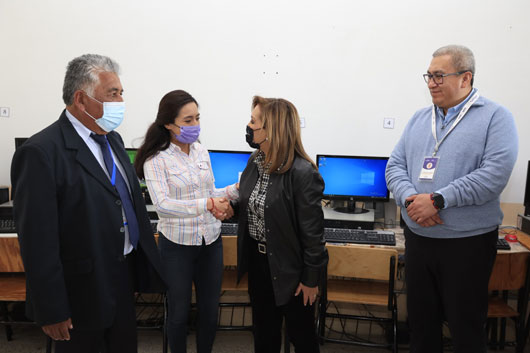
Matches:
[222,235,238,267]
[0,235,25,272]
[326,244,398,281]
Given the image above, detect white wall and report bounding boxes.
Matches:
[1,0,528,202]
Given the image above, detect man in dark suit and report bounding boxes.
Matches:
[11,54,164,353]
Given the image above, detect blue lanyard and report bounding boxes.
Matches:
[104,141,128,228]
[106,142,117,186]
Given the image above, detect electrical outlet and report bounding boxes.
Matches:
[0,107,10,117]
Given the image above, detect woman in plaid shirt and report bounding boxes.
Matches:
[134,90,237,353]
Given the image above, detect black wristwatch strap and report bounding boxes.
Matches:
[431,193,445,210]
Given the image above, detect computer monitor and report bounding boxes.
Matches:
[524,161,530,217]
[125,148,137,164]
[125,148,148,189]
[317,154,389,214]
[208,150,252,189]
[15,137,28,149]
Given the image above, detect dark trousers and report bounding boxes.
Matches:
[247,238,319,353]
[55,252,137,353]
[158,234,223,353]
[404,226,498,353]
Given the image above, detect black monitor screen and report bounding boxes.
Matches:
[209,150,252,189]
[126,148,137,164]
[524,161,530,216]
[317,154,389,201]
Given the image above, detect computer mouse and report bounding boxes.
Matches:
[505,233,518,242]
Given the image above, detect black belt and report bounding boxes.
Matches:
[249,236,267,255]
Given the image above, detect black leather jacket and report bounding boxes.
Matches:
[236,152,328,306]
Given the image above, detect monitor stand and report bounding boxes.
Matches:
[323,201,375,230]
[332,200,369,214]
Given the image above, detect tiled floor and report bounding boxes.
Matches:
[1,325,379,352]
[1,324,529,353]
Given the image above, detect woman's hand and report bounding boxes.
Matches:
[208,197,229,220]
[225,204,234,219]
[294,282,319,306]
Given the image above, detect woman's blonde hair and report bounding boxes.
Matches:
[252,96,317,174]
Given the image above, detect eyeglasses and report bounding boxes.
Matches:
[423,71,469,84]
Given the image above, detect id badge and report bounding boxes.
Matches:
[419,156,439,181]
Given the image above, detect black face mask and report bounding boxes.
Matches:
[245,125,263,149]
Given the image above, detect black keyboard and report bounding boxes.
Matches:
[324,227,396,246]
[221,223,238,235]
[496,238,511,250]
[0,219,16,233]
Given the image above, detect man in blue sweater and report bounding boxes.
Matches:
[386,45,518,353]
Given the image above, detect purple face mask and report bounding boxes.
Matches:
[174,125,200,144]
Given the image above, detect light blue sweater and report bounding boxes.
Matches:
[386,90,518,238]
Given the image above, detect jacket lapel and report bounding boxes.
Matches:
[59,112,118,196]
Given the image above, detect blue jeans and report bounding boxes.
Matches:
[158,234,223,353]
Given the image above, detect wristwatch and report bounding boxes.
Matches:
[430,193,445,210]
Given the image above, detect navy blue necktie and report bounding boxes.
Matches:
[91,133,139,249]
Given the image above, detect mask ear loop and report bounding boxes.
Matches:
[82,91,103,121]
[254,124,267,144]
[83,91,104,105]
[252,126,267,145]
[256,137,268,145]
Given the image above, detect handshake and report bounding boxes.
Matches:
[207,197,234,221]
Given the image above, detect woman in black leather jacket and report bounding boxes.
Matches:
[236,96,328,353]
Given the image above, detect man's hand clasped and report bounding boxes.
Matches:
[405,193,443,227]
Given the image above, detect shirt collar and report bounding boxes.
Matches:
[253,151,268,174]
[65,108,96,144]
[436,87,477,120]
[168,141,199,154]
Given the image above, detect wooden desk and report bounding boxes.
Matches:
[0,234,24,272]
[489,230,530,291]
[0,233,28,342]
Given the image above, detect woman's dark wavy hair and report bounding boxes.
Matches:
[134,90,198,179]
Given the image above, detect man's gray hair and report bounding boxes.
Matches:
[433,45,475,85]
[62,54,120,105]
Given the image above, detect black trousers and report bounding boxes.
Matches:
[54,252,138,353]
[247,238,319,353]
[404,226,498,353]
[158,234,223,353]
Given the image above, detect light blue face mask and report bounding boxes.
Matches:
[84,94,125,132]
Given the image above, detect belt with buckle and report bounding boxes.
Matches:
[257,242,267,254]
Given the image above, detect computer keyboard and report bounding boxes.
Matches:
[221,223,238,235]
[496,238,511,250]
[0,219,16,233]
[324,227,396,246]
